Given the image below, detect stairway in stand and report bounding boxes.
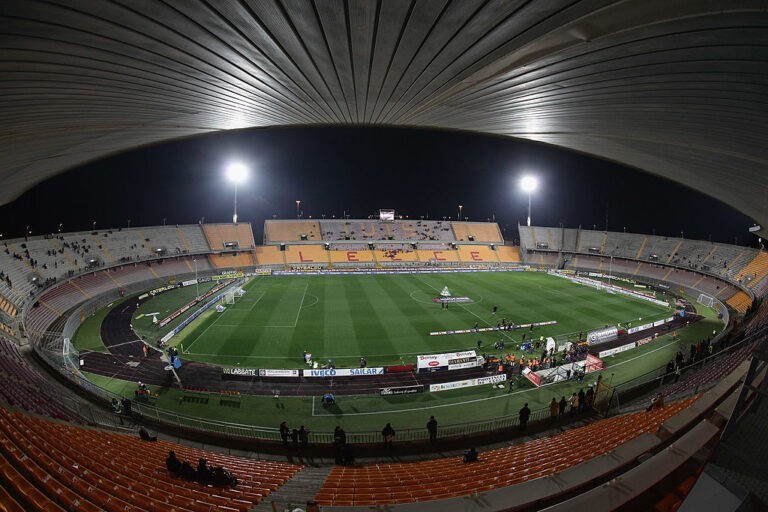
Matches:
[251,464,334,511]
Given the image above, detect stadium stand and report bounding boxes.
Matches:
[457,245,498,264]
[0,337,77,421]
[736,251,768,287]
[451,222,503,243]
[495,246,521,263]
[266,220,322,242]
[315,397,697,506]
[374,248,419,265]
[209,252,255,269]
[726,291,753,313]
[416,249,459,264]
[202,223,256,250]
[0,406,302,512]
[254,246,285,268]
[285,245,330,266]
[329,248,374,266]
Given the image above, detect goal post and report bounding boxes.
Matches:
[224,290,237,305]
[697,293,715,309]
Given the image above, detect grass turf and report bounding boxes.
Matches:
[81,271,724,432]
[138,271,673,368]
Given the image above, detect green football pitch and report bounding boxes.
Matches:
[135,271,673,368]
[78,270,724,431]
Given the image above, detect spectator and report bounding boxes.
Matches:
[578,389,586,412]
[279,421,290,446]
[298,425,309,448]
[569,393,579,417]
[426,416,438,446]
[519,403,531,430]
[549,398,559,422]
[166,451,181,474]
[558,396,567,418]
[463,447,478,463]
[196,458,213,483]
[381,423,395,449]
[342,443,355,466]
[138,426,157,442]
[111,398,123,425]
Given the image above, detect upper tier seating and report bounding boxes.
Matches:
[266,221,322,242]
[451,222,502,242]
[312,220,458,242]
[0,226,212,312]
[726,291,753,313]
[314,397,697,507]
[0,406,302,512]
[736,251,768,287]
[202,223,255,250]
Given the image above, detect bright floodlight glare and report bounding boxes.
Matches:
[226,162,248,183]
[520,175,538,192]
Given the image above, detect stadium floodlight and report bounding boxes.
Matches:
[225,162,248,224]
[520,175,538,227]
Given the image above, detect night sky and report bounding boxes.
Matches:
[0,126,756,246]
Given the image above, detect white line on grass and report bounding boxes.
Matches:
[415,275,515,341]
[311,335,682,417]
[292,282,309,328]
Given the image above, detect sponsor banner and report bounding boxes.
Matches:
[587,326,618,345]
[653,319,665,327]
[627,322,654,335]
[379,385,424,396]
[303,367,385,378]
[158,279,234,327]
[429,373,506,392]
[658,284,670,289]
[181,279,198,286]
[385,364,415,373]
[584,354,604,372]
[598,342,636,358]
[222,367,259,377]
[416,350,479,372]
[429,320,557,336]
[431,296,473,303]
[212,272,244,280]
[258,368,300,378]
[251,268,272,275]
[522,367,541,387]
[551,271,667,306]
[635,336,654,347]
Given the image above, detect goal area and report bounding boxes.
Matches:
[697,293,715,309]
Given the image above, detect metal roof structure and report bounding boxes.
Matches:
[1,1,767,235]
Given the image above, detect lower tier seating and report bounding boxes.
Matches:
[315,397,697,506]
[0,407,302,512]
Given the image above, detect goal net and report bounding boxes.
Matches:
[697,293,715,309]
[223,286,246,305]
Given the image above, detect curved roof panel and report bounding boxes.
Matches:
[1,1,766,231]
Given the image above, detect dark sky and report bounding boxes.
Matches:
[0,126,757,246]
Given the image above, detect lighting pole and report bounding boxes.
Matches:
[458,205,463,222]
[296,200,301,219]
[520,176,538,227]
[226,163,248,224]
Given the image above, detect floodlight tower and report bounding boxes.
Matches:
[226,163,248,224]
[520,176,538,227]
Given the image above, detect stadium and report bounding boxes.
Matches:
[0,2,767,512]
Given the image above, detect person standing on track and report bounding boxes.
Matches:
[427,416,438,445]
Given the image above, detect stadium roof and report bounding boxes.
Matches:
[1,1,767,236]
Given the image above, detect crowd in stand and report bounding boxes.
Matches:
[165,451,238,486]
